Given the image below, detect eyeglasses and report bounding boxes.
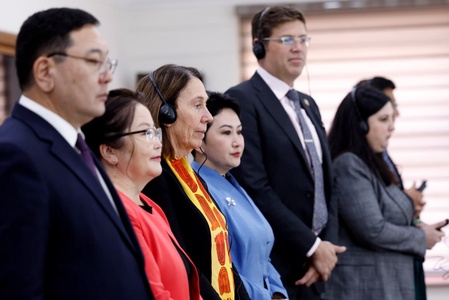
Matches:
[263,36,311,47]
[47,52,118,75]
[108,128,162,142]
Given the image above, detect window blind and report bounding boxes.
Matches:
[239,5,449,284]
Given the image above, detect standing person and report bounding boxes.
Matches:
[0,8,154,300]
[82,89,202,300]
[225,6,345,299]
[191,92,288,300]
[326,87,445,300]
[355,76,428,299]
[136,64,250,300]
[355,76,425,218]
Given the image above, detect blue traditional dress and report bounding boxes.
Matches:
[191,162,287,300]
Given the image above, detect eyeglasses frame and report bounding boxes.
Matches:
[263,36,311,47]
[47,52,118,75]
[107,128,162,143]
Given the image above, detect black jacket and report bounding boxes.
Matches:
[142,160,250,300]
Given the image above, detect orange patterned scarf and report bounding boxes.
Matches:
[167,157,234,300]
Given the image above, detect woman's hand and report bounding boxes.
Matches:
[404,183,425,218]
[416,221,445,249]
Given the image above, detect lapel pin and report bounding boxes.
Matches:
[226,197,236,206]
[303,99,310,107]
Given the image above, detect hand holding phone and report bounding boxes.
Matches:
[417,180,427,192]
[436,219,449,231]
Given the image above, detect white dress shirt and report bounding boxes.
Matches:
[256,68,322,256]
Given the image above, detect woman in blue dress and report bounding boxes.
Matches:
[191,92,288,300]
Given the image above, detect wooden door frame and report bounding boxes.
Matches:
[0,31,16,55]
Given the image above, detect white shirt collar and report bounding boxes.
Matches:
[256,67,292,100]
[19,95,79,147]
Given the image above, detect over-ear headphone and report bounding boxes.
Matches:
[252,7,270,60]
[148,72,177,124]
[350,88,369,134]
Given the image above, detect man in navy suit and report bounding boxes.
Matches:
[226,6,345,300]
[0,8,154,299]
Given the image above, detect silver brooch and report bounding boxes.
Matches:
[226,197,236,206]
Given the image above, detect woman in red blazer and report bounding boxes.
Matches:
[82,89,202,300]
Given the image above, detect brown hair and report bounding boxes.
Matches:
[252,6,306,42]
[82,88,143,159]
[136,64,203,159]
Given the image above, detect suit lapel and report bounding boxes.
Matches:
[13,104,139,255]
[250,74,310,170]
[94,156,144,253]
[53,134,142,255]
[382,182,414,225]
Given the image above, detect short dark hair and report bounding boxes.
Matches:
[191,91,241,158]
[204,91,240,138]
[136,64,203,159]
[328,87,397,185]
[15,7,99,90]
[206,91,240,130]
[252,6,306,41]
[82,88,144,160]
[355,76,396,91]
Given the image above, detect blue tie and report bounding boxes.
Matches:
[286,89,328,234]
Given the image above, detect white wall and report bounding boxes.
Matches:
[0,0,125,87]
[0,0,244,91]
[120,4,240,91]
[428,286,449,300]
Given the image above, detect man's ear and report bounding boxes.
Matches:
[33,56,55,93]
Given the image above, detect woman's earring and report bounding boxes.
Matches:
[112,158,117,165]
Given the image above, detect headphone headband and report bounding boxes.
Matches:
[252,7,270,60]
[256,7,270,41]
[148,71,177,124]
[149,72,166,103]
[350,87,369,134]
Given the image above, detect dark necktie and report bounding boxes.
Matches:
[286,89,328,234]
[76,133,99,180]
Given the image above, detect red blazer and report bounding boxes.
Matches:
[118,191,202,300]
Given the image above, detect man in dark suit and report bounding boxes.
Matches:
[0,8,154,300]
[226,6,345,300]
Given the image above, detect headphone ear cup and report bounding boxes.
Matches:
[149,71,177,125]
[350,87,369,135]
[159,102,177,124]
[359,120,369,135]
[252,42,265,60]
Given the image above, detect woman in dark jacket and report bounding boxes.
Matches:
[136,64,250,300]
[325,87,445,300]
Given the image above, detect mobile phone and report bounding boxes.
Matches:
[437,219,449,231]
[417,180,427,192]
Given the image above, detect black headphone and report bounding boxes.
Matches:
[252,7,270,60]
[148,72,177,124]
[350,88,369,134]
